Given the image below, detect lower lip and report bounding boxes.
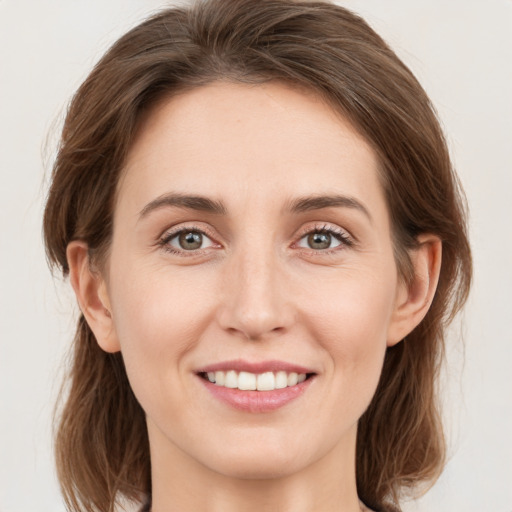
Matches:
[198,376,314,413]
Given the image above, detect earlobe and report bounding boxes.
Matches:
[66,241,121,353]
[387,234,442,347]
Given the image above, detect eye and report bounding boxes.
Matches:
[162,228,215,252]
[296,226,352,251]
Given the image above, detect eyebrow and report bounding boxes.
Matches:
[138,192,371,222]
[286,194,372,222]
[139,193,227,219]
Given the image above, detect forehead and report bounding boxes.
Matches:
[118,81,385,218]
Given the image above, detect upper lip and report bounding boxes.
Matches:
[196,359,316,375]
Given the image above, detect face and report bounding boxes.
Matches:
[99,81,407,479]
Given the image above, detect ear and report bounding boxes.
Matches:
[387,234,442,347]
[66,241,121,353]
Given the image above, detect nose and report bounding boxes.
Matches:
[216,247,294,341]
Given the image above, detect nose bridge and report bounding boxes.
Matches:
[217,236,292,340]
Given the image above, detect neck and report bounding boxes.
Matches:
[148,420,362,512]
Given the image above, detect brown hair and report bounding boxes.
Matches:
[43,1,472,511]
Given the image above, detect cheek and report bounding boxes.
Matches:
[111,256,213,336]
[107,262,217,401]
[303,265,396,347]
[301,269,396,408]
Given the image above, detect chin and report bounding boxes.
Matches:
[197,435,318,481]
[211,456,302,481]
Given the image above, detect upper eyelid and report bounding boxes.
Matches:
[159,223,217,241]
[156,221,354,250]
[159,221,348,236]
[157,225,219,256]
[294,222,353,240]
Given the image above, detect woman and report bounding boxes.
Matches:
[43,1,472,511]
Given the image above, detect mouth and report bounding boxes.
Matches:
[195,360,317,412]
[197,370,314,391]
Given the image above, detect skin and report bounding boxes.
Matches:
[68,81,441,512]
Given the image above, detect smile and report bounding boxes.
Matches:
[201,370,309,391]
[195,360,316,412]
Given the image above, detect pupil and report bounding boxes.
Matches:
[179,231,202,250]
[308,232,331,250]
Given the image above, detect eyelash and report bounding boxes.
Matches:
[157,224,217,256]
[293,223,354,255]
[157,223,354,256]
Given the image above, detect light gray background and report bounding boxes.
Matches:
[1,1,511,511]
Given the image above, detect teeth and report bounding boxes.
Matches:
[205,370,310,391]
[287,372,298,387]
[224,370,237,388]
[215,371,225,386]
[238,371,257,390]
[257,372,275,391]
[275,371,288,389]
